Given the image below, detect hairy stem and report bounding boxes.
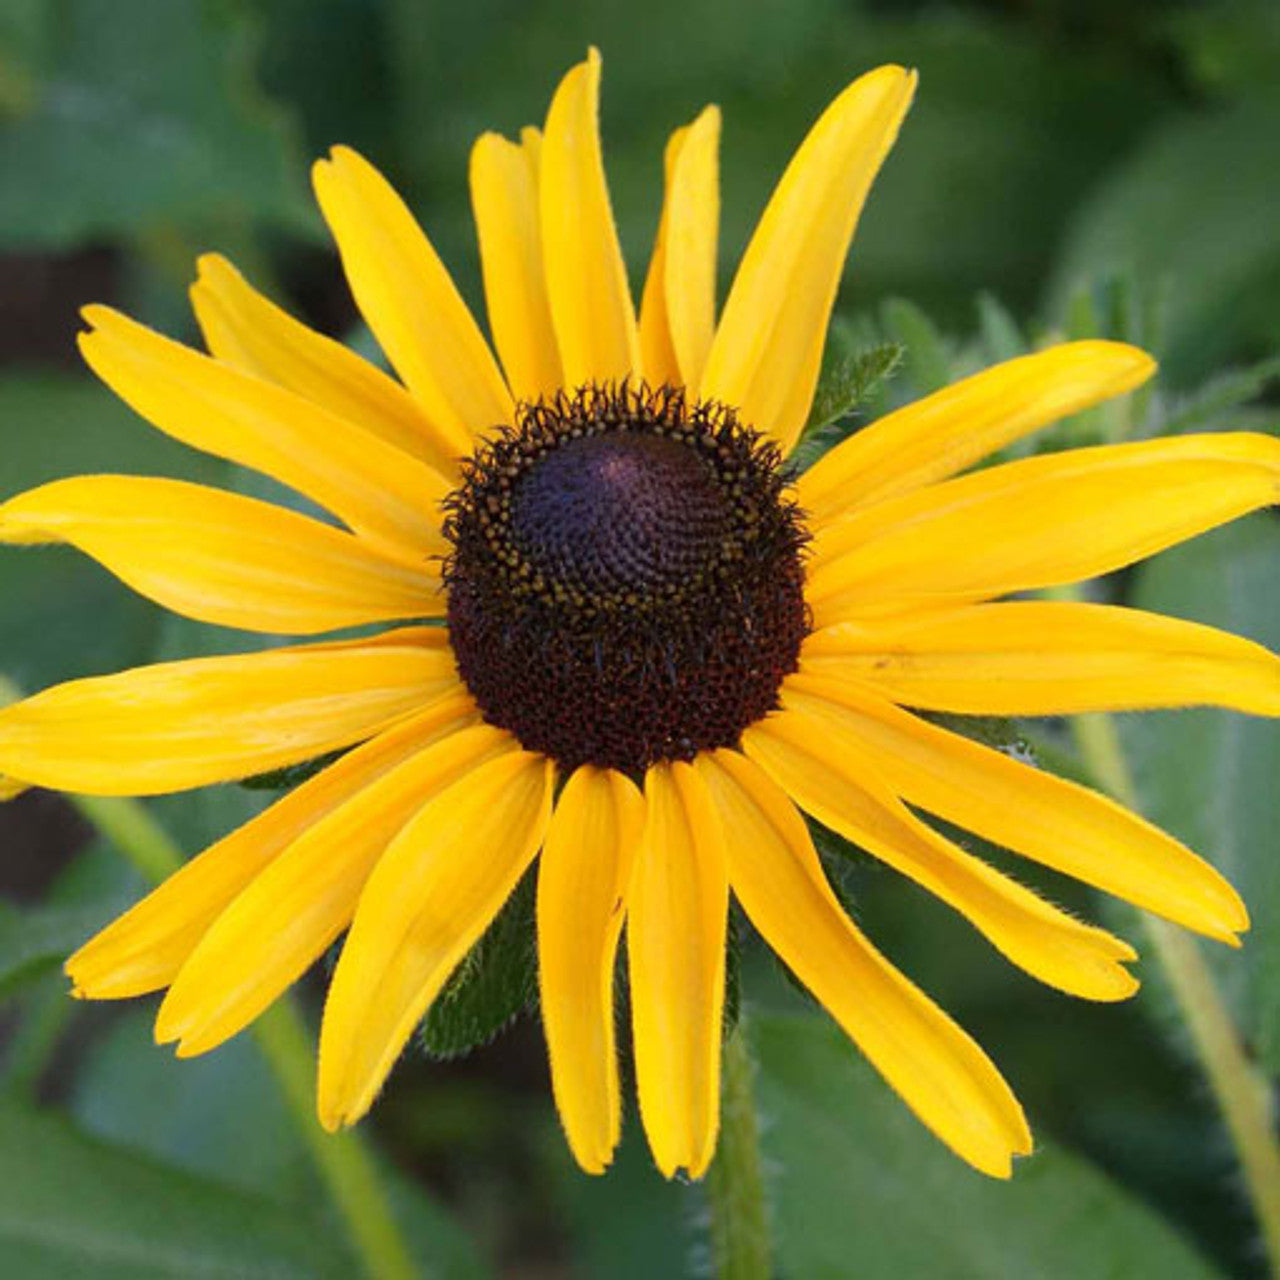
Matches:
[1070,708,1280,1275]
[707,1020,773,1280]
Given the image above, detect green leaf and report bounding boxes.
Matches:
[804,339,905,435]
[68,1009,311,1202]
[1159,353,1280,436]
[418,866,538,1060]
[752,1012,1228,1279]
[1124,515,1280,1074]
[0,897,125,998]
[0,373,226,690]
[0,0,315,250]
[0,1098,352,1278]
[975,292,1025,363]
[789,339,904,474]
[1050,94,1280,385]
[543,1111,690,1280]
[881,297,953,395]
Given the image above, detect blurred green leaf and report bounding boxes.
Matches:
[975,293,1025,364]
[1050,94,1280,384]
[1163,0,1280,97]
[544,1109,690,1280]
[881,298,952,395]
[752,1012,1227,1279]
[1159,354,1280,436]
[1124,515,1280,1074]
[0,373,226,690]
[0,0,316,249]
[0,897,125,998]
[419,866,538,1060]
[0,1098,351,1278]
[69,1008,310,1201]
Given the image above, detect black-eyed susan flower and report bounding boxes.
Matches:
[1,50,1274,1182]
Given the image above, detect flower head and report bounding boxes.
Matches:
[1,49,1274,1181]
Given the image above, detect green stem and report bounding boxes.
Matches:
[1069,708,1280,1275]
[0,675,416,1280]
[252,1002,418,1280]
[707,1020,773,1280]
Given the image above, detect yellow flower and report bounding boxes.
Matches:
[1,50,1274,1182]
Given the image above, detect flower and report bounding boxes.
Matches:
[1,49,1274,1183]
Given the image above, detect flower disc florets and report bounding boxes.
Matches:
[443,383,809,774]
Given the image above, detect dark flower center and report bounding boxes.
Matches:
[443,383,809,775]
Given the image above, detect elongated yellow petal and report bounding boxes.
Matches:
[540,48,639,387]
[639,107,720,392]
[157,724,516,1056]
[318,751,553,1129]
[637,124,689,390]
[628,762,727,1179]
[664,108,721,393]
[802,601,1280,718]
[313,146,514,447]
[66,693,478,999]
[808,433,1280,624]
[0,475,442,634]
[700,66,915,453]
[538,766,645,1174]
[0,628,458,796]
[782,674,1249,944]
[471,128,563,403]
[78,306,448,560]
[697,749,1030,1177]
[798,342,1156,526]
[742,710,1139,1000]
[0,776,28,802]
[191,256,460,481]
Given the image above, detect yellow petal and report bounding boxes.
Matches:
[639,107,721,392]
[807,433,1280,624]
[700,66,915,453]
[781,673,1249,944]
[0,475,442,634]
[802,600,1280,718]
[78,306,449,560]
[538,766,645,1174]
[0,628,458,796]
[627,762,728,1179]
[540,48,640,387]
[470,127,563,403]
[696,749,1030,1178]
[0,776,28,802]
[742,709,1140,1001]
[190,254,461,479]
[663,108,721,393]
[318,750,553,1129]
[798,342,1156,526]
[312,146,514,447]
[66,692,478,999]
[637,124,689,390]
[157,724,516,1056]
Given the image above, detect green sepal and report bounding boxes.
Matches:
[417,865,538,1060]
[722,905,743,1037]
[238,749,348,792]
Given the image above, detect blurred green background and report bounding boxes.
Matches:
[2,1,1279,1276]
